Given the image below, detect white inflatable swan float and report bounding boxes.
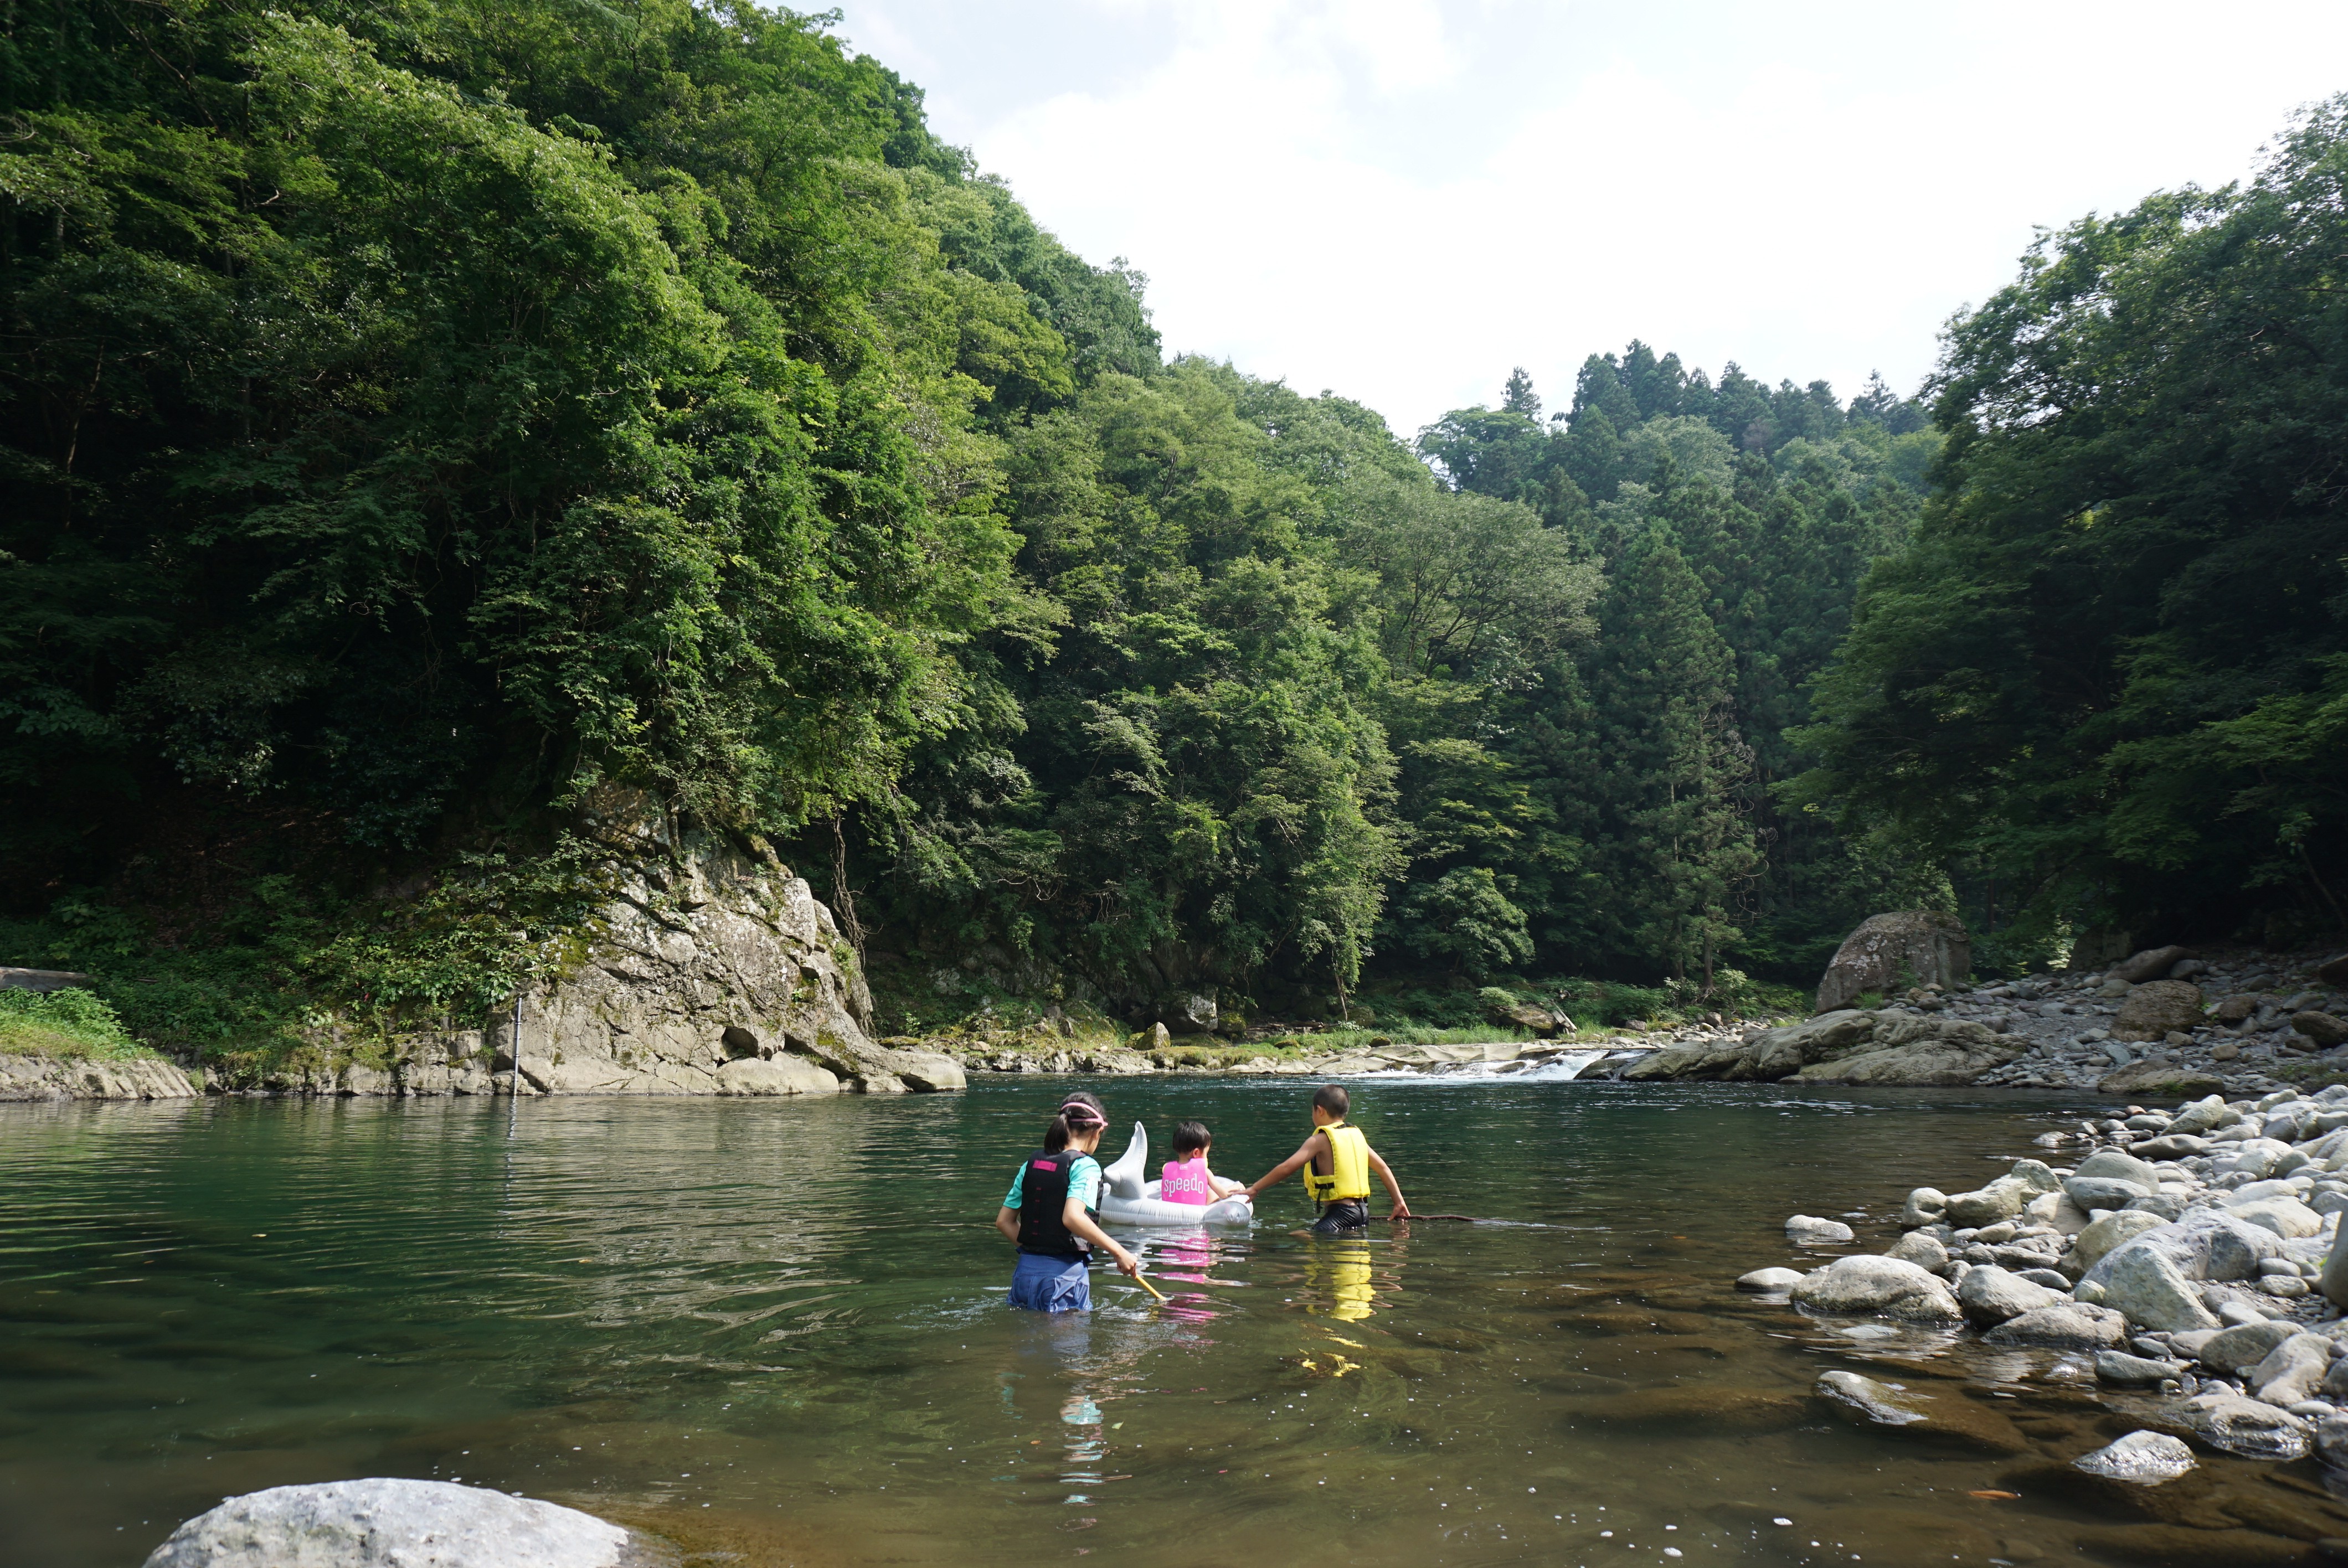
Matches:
[1096,1121,1255,1227]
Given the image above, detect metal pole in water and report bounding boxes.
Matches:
[508,995,521,1139]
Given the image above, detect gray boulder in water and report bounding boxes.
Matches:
[2073,1430,2196,1483]
[1785,1214,1855,1243]
[142,1479,642,1567]
[2155,1392,2311,1461]
[1790,1255,1963,1322]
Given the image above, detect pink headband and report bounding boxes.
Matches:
[1059,1100,1105,1127]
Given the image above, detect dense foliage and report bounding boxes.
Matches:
[17,2,2327,1053]
[1793,99,2348,962]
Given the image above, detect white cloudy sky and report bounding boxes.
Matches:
[831,2,2348,439]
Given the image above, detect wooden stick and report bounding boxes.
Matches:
[1134,1271,1169,1302]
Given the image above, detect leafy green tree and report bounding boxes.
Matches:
[1796,97,2348,945]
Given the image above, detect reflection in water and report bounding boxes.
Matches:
[8,1081,2342,1567]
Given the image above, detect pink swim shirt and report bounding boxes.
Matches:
[1160,1155,1214,1205]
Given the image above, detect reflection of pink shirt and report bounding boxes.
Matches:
[1161,1156,1214,1205]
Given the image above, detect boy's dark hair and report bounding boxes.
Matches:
[1171,1120,1212,1157]
[1312,1084,1349,1118]
[1044,1090,1108,1152]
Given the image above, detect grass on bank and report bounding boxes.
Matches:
[0,987,163,1061]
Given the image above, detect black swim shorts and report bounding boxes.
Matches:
[1311,1199,1369,1235]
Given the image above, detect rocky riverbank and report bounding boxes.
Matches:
[1746,1080,2348,1486]
[1619,944,2348,1096]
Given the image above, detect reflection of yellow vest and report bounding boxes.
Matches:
[1303,1123,1371,1203]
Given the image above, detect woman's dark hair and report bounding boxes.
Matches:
[1043,1090,1108,1152]
[1171,1120,1212,1158]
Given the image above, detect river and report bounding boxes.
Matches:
[0,1076,2323,1565]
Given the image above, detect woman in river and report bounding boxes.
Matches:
[994,1091,1142,1311]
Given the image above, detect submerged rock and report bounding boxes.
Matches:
[2095,1350,2186,1385]
[1789,1256,1963,1323]
[1812,1370,2026,1453]
[142,1479,642,1567]
[2072,1429,2197,1483]
[2155,1392,2311,1461]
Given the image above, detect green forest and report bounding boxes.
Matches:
[3,1,2343,1058]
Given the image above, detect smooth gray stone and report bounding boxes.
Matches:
[2096,1350,2187,1385]
[2016,1267,2072,1290]
[2067,1176,2153,1209]
[2075,1145,2165,1187]
[1956,1265,2063,1328]
[2197,1321,2301,1376]
[2159,1392,2311,1461]
[1982,1302,2129,1350]
[1786,1214,1856,1244]
[1736,1267,1805,1292]
[2319,1412,2348,1468]
[1882,1231,1948,1272]
[2072,1429,2196,1484]
[1789,1256,1963,1322]
[2249,1333,2335,1407]
[142,1479,637,1568]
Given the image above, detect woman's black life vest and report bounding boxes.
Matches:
[1015,1148,1097,1258]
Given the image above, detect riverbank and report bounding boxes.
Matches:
[1746,1076,2348,1536]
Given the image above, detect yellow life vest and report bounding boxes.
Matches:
[1303,1122,1371,1203]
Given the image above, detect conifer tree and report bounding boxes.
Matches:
[1569,532,1759,986]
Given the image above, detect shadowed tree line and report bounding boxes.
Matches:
[1,1,2335,1051]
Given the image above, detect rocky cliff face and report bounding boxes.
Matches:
[0,1054,199,1101]
[208,833,964,1099]
[493,836,961,1097]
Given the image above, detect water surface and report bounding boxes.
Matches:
[1,1078,2326,1566]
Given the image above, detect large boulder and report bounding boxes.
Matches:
[2113,981,2205,1042]
[2076,1148,2164,1189]
[1942,1163,2062,1227]
[2096,1058,2222,1098]
[1956,1266,2065,1327]
[1981,1302,2130,1350]
[2196,1319,2299,1375]
[2074,1209,2168,1273]
[1791,1021,2024,1087]
[1815,911,1970,1014]
[1620,1036,1754,1081]
[2247,1333,2335,1407]
[2090,1242,2222,1333]
[2152,1393,2311,1461]
[1739,1010,1878,1077]
[1789,1255,1963,1322]
[2083,1208,2283,1289]
[2321,1209,2348,1308]
[2109,946,2195,983]
[142,1479,640,1567]
[2295,1011,2348,1049]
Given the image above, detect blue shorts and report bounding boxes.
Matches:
[1009,1251,1091,1312]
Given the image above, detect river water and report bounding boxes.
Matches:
[0,1077,2332,1566]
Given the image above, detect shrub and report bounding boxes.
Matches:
[0,987,150,1059]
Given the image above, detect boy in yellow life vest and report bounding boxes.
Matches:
[1240,1084,1410,1234]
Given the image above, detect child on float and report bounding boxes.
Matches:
[1158,1120,1246,1206]
[995,1091,1142,1311]
[1242,1083,1411,1233]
